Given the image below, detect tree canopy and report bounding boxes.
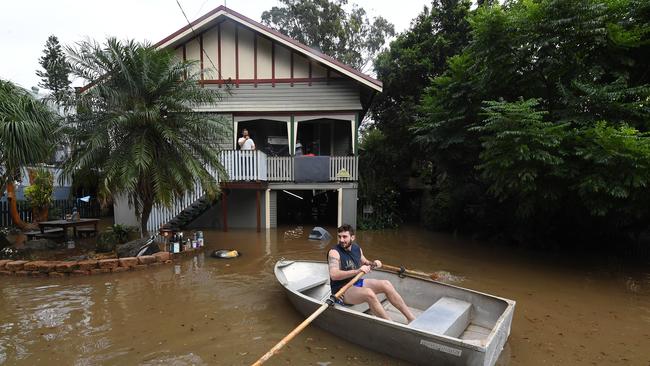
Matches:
[366,0,650,246]
[35,35,71,104]
[359,0,472,229]
[0,80,58,186]
[261,0,395,71]
[0,79,60,230]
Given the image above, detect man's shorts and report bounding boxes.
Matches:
[335,278,365,305]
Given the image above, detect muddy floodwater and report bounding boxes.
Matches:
[1,225,649,365]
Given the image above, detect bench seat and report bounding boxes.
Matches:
[287,276,329,292]
[25,228,64,240]
[409,297,472,338]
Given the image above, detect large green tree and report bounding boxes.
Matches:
[359,0,472,228]
[36,35,71,104]
[414,0,650,244]
[261,0,395,71]
[373,0,472,130]
[373,0,472,164]
[64,38,228,235]
[0,80,59,229]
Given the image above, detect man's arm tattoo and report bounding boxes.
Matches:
[328,255,340,269]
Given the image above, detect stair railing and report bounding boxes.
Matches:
[145,151,268,234]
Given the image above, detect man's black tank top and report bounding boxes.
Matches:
[329,243,362,294]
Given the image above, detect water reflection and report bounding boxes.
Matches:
[1,283,100,363]
[139,352,206,366]
[0,225,648,365]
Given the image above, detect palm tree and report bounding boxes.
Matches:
[0,80,59,230]
[64,38,228,235]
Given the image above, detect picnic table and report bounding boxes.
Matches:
[38,218,100,240]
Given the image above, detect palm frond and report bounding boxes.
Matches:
[0,80,59,182]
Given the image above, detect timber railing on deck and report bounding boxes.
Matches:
[267,156,294,181]
[268,155,358,181]
[220,150,268,181]
[329,156,358,181]
[218,152,358,182]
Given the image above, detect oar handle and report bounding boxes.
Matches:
[380,264,439,280]
[252,270,365,366]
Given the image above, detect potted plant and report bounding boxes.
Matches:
[23,168,54,223]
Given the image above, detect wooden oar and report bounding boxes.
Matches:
[380,264,440,280]
[251,270,365,366]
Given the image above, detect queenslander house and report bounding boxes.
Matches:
[114,6,381,233]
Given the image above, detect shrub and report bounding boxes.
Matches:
[24,168,54,222]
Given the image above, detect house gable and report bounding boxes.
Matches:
[156,6,381,92]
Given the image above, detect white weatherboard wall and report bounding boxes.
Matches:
[113,194,139,228]
[196,82,361,112]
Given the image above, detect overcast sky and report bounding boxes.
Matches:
[0,0,432,90]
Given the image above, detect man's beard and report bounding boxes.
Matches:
[339,241,351,249]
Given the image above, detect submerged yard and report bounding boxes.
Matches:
[0,225,648,365]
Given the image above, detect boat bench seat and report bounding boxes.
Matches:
[288,276,329,293]
[409,297,471,338]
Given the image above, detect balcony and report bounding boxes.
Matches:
[219,150,357,182]
[146,150,357,232]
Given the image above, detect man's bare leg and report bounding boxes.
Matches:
[343,286,391,320]
[365,279,416,323]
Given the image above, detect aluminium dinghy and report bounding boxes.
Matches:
[274,260,515,366]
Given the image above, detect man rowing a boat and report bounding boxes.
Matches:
[328,224,416,323]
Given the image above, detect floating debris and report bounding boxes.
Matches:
[283,226,304,239]
[210,249,240,259]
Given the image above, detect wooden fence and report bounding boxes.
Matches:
[0,200,101,227]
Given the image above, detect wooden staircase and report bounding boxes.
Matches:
[164,195,214,231]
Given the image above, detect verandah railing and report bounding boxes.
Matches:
[329,156,358,181]
[220,150,268,181]
[268,155,357,181]
[219,151,358,182]
[267,157,294,181]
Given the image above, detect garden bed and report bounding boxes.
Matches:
[0,246,204,278]
[0,224,205,278]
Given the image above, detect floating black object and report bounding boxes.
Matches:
[308,227,332,241]
[211,249,241,259]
